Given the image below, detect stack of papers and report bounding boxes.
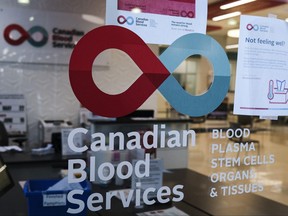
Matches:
[31,144,54,155]
[47,177,83,191]
[0,145,23,152]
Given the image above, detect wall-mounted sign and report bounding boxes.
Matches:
[105,0,207,45]
[0,7,108,65]
[234,15,288,116]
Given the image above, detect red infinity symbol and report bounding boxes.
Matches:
[180,11,194,18]
[3,24,29,45]
[69,26,170,117]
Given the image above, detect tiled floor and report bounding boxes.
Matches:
[188,123,288,206]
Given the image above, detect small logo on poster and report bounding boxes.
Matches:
[117,15,134,25]
[246,23,269,33]
[246,24,259,31]
[180,10,194,18]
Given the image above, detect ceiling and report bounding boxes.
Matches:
[1,0,288,50]
[207,0,288,49]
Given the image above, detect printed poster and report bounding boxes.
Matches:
[61,129,83,156]
[234,15,288,116]
[106,0,207,45]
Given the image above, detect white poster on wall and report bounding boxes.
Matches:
[0,7,109,65]
[234,15,288,116]
[105,0,207,45]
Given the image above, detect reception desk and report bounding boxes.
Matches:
[1,152,288,215]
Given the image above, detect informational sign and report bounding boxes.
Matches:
[61,129,82,156]
[0,7,108,65]
[131,159,163,199]
[234,15,288,116]
[209,128,275,197]
[105,0,207,44]
[43,194,66,207]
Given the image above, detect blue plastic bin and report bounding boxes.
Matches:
[23,179,91,216]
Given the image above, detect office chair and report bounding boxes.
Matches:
[0,121,27,147]
[0,121,9,146]
[51,132,62,153]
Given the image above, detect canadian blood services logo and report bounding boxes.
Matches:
[117,15,134,25]
[69,26,230,118]
[180,10,194,18]
[246,23,259,31]
[4,24,48,47]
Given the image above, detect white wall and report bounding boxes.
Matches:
[0,48,159,148]
[0,0,159,147]
[0,63,80,146]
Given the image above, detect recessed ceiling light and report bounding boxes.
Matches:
[228,19,238,26]
[226,44,239,50]
[212,11,241,22]
[82,14,104,25]
[131,7,142,13]
[18,0,30,4]
[220,0,256,10]
[227,29,240,38]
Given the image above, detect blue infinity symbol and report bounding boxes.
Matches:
[159,33,230,117]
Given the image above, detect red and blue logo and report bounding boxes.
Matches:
[246,23,259,31]
[69,26,230,118]
[4,24,48,47]
[117,16,134,25]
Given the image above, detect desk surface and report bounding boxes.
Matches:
[164,169,288,216]
[1,152,288,216]
[88,118,195,125]
[1,151,86,165]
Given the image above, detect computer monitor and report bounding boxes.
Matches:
[117,109,155,121]
[0,155,14,198]
[206,98,228,120]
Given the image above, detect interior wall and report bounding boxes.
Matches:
[0,0,159,147]
[0,63,79,146]
[0,0,105,15]
[0,0,231,146]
